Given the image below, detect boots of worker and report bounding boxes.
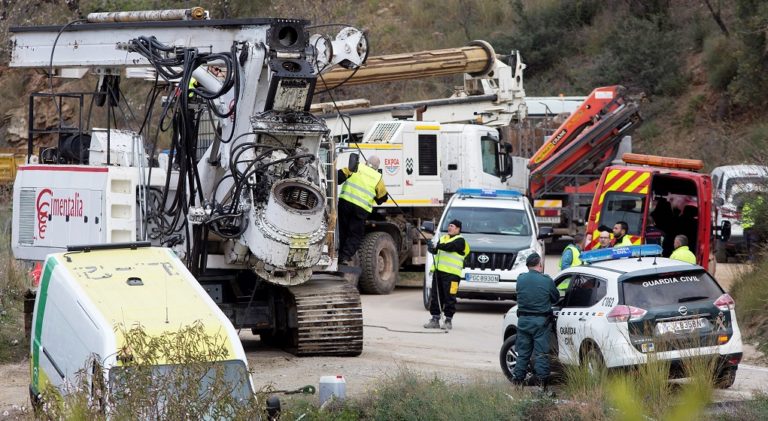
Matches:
[423,317,441,329]
[442,318,452,330]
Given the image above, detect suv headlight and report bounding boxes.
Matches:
[513,248,535,268]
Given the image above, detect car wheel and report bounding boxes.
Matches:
[715,366,737,389]
[500,335,519,382]
[581,344,606,377]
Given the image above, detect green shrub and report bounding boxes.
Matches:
[594,17,685,96]
[703,36,739,92]
[491,0,601,78]
[730,257,768,355]
[37,322,263,420]
[0,209,29,363]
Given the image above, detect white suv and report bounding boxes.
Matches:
[500,245,743,388]
[423,188,548,308]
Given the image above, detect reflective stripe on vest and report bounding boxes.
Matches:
[558,244,582,270]
[434,234,470,277]
[339,164,381,213]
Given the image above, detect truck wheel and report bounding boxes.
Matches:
[715,240,728,263]
[359,232,398,294]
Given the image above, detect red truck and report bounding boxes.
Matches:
[584,153,730,271]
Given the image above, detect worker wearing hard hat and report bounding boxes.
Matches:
[337,155,388,266]
[670,235,697,264]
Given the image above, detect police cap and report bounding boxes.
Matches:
[526,252,541,267]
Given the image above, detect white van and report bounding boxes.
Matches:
[29,244,253,408]
[711,165,768,262]
[422,188,548,307]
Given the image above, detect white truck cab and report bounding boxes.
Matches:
[422,188,546,307]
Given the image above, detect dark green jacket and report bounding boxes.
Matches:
[516,270,559,314]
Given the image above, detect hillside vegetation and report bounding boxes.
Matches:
[1,0,767,167]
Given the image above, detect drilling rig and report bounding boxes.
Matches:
[9,8,369,356]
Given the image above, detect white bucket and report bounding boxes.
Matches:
[319,375,347,404]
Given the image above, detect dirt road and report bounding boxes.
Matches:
[1,258,764,414]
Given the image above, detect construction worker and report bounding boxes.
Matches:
[424,219,469,330]
[595,229,612,249]
[612,221,633,247]
[559,233,584,270]
[742,194,764,262]
[512,252,559,388]
[670,234,697,264]
[188,77,198,98]
[337,155,388,266]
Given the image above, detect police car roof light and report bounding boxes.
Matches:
[455,188,522,198]
[580,244,663,264]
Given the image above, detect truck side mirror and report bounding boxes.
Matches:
[714,197,724,207]
[420,221,435,234]
[720,220,731,241]
[537,226,553,240]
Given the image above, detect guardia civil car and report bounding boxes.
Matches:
[499,245,743,388]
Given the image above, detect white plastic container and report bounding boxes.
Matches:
[319,375,347,404]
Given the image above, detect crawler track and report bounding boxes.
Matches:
[288,275,363,356]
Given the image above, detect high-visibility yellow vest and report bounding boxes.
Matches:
[188,77,198,98]
[615,235,633,247]
[433,234,470,277]
[339,164,381,213]
[670,245,697,264]
[558,244,582,270]
[742,197,763,229]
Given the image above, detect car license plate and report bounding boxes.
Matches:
[535,217,560,224]
[465,273,500,283]
[656,318,707,334]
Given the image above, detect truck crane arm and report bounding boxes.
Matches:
[527,85,642,197]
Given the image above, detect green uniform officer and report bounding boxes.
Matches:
[513,252,559,387]
[670,234,697,264]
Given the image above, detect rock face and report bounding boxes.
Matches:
[0,67,79,150]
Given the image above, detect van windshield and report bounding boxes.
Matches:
[725,178,767,205]
[109,359,253,407]
[599,192,646,235]
[441,207,531,236]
